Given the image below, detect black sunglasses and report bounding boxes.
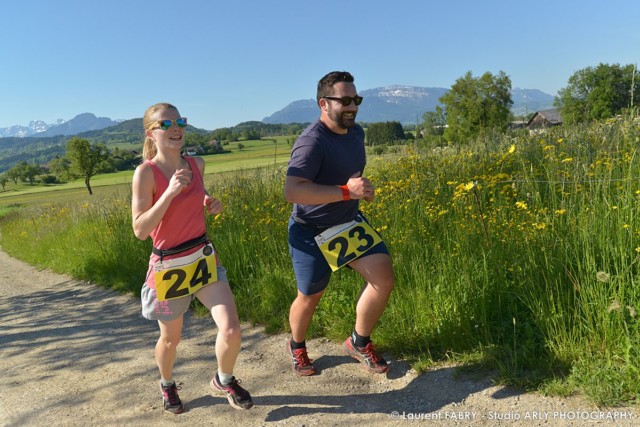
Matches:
[323,96,363,106]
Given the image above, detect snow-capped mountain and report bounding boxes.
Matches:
[0,120,58,138]
[263,85,448,125]
[356,85,449,123]
[0,114,118,138]
[263,85,554,124]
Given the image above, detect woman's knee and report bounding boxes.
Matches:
[157,317,183,348]
[218,322,241,343]
[158,333,181,349]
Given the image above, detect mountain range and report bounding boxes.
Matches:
[263,86,555,125]
[0,113,120,138]
[0,86,555,138]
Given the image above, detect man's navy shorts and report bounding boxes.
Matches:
[288,214,389,296]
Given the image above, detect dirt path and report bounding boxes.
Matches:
[1,249,637,427]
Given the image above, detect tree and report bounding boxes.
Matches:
[109,148,138,171]
[9,162,28,184]
[212,128,232,142]
[439,71,513,142]
[241,129,260,140]
[421,109,446,137]
[6,161,41,185]
[66,137,110,195]
[21,163,42,185]
[366,122,405,146]
[185,133,208,147]
[5,166,20,185]
[47,156,73,182]
[0,174,7,191]
[555,63,640,124]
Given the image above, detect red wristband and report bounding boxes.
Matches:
[339,185,350,201]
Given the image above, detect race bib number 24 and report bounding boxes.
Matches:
[153,244,218,301]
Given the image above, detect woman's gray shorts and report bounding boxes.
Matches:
[141,264,228,321]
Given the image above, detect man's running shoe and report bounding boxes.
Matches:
[210,374,253,410]
[286,338,317,376]
[160,382,184,414]
[342,336,389,374]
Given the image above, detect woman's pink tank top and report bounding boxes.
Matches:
[144,156,206,288]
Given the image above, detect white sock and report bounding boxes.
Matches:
[160,378,175,386]
[218,371,234,386]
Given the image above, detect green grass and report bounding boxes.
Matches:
[0,138,293,210]
[1,120,639,406]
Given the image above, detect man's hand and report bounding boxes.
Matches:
[346,171,374,200]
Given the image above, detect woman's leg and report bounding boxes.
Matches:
[156,315,184,380]
[197,280,241,374]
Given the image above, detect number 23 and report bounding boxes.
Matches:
[327,225,375,265]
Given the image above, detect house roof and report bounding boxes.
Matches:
[527,109,562,127]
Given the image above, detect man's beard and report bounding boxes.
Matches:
[329,109,357,130]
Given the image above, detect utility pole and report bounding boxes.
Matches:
[631,63,637,108]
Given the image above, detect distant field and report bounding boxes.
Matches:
[0,138,293,209]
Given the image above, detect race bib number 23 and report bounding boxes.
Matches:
[153,244,218,301]
[314,216,382,271]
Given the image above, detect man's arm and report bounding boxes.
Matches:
[284,174,374,205]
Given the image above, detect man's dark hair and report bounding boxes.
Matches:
[317,71,355,102]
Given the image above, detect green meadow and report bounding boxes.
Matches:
[0,138,292,210]
[1,121,639,406]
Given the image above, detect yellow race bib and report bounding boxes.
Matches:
[153,244,218,301]
[314,216,382,271]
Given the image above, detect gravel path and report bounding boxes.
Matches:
[1,249,637,426]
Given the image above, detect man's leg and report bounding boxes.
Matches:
[287,289,324,375]
[350,253,394,336]
[289,289,324,343]
[343,252,394,373]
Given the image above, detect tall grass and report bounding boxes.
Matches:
[1,116,639,405]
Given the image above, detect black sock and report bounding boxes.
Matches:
[290,338,306,350]
[352,331,370,348]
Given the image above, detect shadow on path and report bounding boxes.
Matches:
[259,365,501,422]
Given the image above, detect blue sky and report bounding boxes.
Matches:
[2,0,638,130]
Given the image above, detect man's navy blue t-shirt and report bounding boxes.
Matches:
[286,119,366,227]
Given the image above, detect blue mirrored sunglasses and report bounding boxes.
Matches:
[154,117,187,130]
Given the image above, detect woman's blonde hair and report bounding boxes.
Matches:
[142,102,179,160]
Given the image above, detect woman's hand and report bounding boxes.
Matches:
[204,194,223,215]
[167,168,192,197]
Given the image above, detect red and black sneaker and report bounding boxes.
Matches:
[342,336,389,374]
[160,382,184,414]
[210,374,253,410]
[286,338,317,376]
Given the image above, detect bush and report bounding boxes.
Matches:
[39,174,59,184]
